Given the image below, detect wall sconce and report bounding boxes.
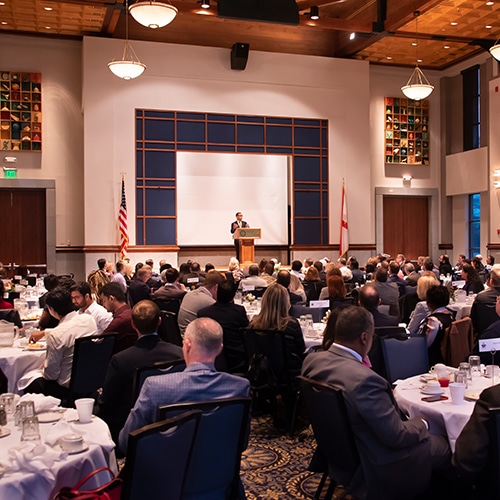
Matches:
[493,170,500,188]
[403,175,412,187]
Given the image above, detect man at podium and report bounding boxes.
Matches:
[230,211,249,262]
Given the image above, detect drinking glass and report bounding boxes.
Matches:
[16,401,35,427]
[468,355,481,377]
[21,415,40,441]
[455,372,468,387]
[0,393,15,415]
[459,362,472,382]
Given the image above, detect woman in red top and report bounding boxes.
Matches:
[0,281,13,309]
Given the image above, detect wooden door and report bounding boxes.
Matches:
[383,196,428,260]
[0,189,46,275]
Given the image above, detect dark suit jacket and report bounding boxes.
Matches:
[470,286,500,335]
[230,220,249,234]
[128,279,151,306]
[96,334,183,442]
[453,384,500,497]
[302,344,432,499]
[370,308,399,327]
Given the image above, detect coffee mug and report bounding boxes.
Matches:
[485,365,500,378]
[425,381,442,394]
[60,433,84,452]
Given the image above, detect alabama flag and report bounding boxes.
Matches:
[339,180,349,257]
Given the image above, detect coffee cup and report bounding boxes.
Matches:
[485,365,500,378]
[74,398,94,423]
[449,382,466,405]
[431,363,448,378]
[60,433,84,452]
[425,381,441,394]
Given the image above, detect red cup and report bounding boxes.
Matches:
[438,377,450,388]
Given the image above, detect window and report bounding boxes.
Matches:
[469,193,480,258]
[462,65,480,151]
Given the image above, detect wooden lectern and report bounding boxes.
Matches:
[233,228,261,265]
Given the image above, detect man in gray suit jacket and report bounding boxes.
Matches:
[302,306,451,499]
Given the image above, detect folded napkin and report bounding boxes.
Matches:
[19,393,61,413]
[44,410,115,453]
[2,443,66,483]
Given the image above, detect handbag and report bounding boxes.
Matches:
[53,467,122,500]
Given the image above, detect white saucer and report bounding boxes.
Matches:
[58,443,89,455]
[38,411,64,423]
[420,388,444,396]
[24,346,46,351]
[0,427,11,438]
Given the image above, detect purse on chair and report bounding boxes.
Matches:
[53,467,122,500]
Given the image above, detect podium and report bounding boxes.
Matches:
[233,228,261,265]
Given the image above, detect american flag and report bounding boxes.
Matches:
[339,180,349,258]
[119,176,128,259]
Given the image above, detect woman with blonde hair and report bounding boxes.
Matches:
[225,257,244,288]
[407,273,440,335]
[249,283,305,359]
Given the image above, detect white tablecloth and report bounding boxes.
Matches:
[0,339,45,393]
[0,408,117,500]
[447,302,472,320]
[303,323,325,350]
[394,373,494,452]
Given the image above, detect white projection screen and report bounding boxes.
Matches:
[177,152,289,246]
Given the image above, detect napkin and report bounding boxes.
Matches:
[19,393,61,413]
[17,368,44,391]
[44,410,115,453]
[2,443,66,483]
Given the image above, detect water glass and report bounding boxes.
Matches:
[299,315,307,332]
[21,415,40,441]
[16,401,35,427]
[459,362,472,382]
[468,355,481,377]
[455,372,468,387]
[0,393,16,414]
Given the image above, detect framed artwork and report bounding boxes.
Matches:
[0,72,42,152]
[385,97,429,165]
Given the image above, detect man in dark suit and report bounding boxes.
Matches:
[96,299,183,443]
[358,283,398,327]
[302,306,451,499]
[198,280,249,373]
[453,384,500,497]
[470,265,500,336]
[230,211,249,262]
[388,260,407,296]
[128,265,152,306]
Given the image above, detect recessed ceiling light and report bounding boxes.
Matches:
[412,42,418,46]
[444,45,450,49]
[44,6,53,10]
[0,2,5,5]
[1,21,7,25]
[45,26,51,29]
[486,1,494,5]
[450,22,458,26]
[417,59,423,63]
[349,32,355,40]
[386,56,392,60]
[486,25,492,29]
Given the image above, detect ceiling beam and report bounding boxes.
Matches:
[385,0,444,31]
[296,0,348,11]
[299,16,372,33]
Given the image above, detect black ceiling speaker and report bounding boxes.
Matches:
[218,0,299,25]
[231,43,250,70]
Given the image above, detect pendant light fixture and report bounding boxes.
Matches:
[490,35,500,62]
[108,0,146,80]
[401,11,434,100]
[129,1,178,29]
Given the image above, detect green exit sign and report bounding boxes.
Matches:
[3,169,17,179]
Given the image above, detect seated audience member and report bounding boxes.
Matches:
[181,261,205,289]
[276,270,304,305]
[290,260,305,281]
[302,306,451,499]
[486,254,495,271]
[152,267,187,303]
[249,283,305,362]
[407,273,440,335]
[239,264,268,290]
[204,263,215,274]
[0,280,13,309]
[455,254,466,272]
[225,258,244,289]
[71,282,112,334]
[438,254,453,276]
[260,262,276,286]
[303,266,323,302]
[318,265,343,300]
[100,282,138,353]
[364,260,377,282]
[119,317,250,453]
[422,257,440,281]
[313,260,327,287]
[395,253,406,267]
[348,257,365,286]
[358,284,398,327]
[110,260,128,293]
[470,265,500,338]
[388,260,407,296]
[337,258,353,282]
[145,259,161,291]
[418,285,453,366]
[453,384,500,497]
[38,274,59,309]
[198,280,249,373]
[289,273,307,303]
[87,258,110,303]
[461,263,484,295]
[178,270,225,335]
[323,275,353,311]
[470,291,500,365]
[402,262,420,286]
[25,287,97,399]
[128,265,153,306]
[373,267,399,316]
[303,258,314,272]
[96,300,183,442]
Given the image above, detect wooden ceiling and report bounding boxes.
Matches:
[1,0,499,70]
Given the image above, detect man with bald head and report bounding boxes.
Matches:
[119,317,250,453]
[358,283,398,328]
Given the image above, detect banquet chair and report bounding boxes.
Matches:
[440,317,474,367]
[0,309,22,329]
[132,358,186,403]
[298,376,360,500]
[121,410,202,500]
[290,305,324,323]
[157,310,183,347]
[158,397,251,500]
[65,333,117,406]
[380,335,429,384]
[369,327,408,380]
[152,298,180,314]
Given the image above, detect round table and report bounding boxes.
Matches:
[0,407,117,499]
[394,373,494,452]
[0,339,45,393]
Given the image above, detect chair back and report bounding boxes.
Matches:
[158,398,251,500]
[157,310,183,347]
[290,305,324,323]
[153,298,180,314]
[369,327,408,379]
[216,327,246,374]
[488,406,500,498]
[440,317,474,367]
[380,335,429,383]
[68,334,117,403]
[133,358,186,403]
[298,376,360,488]
[472,301,499,336]
[0,309,22,328]
[122,410,202,500]
[398,292,419,324]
